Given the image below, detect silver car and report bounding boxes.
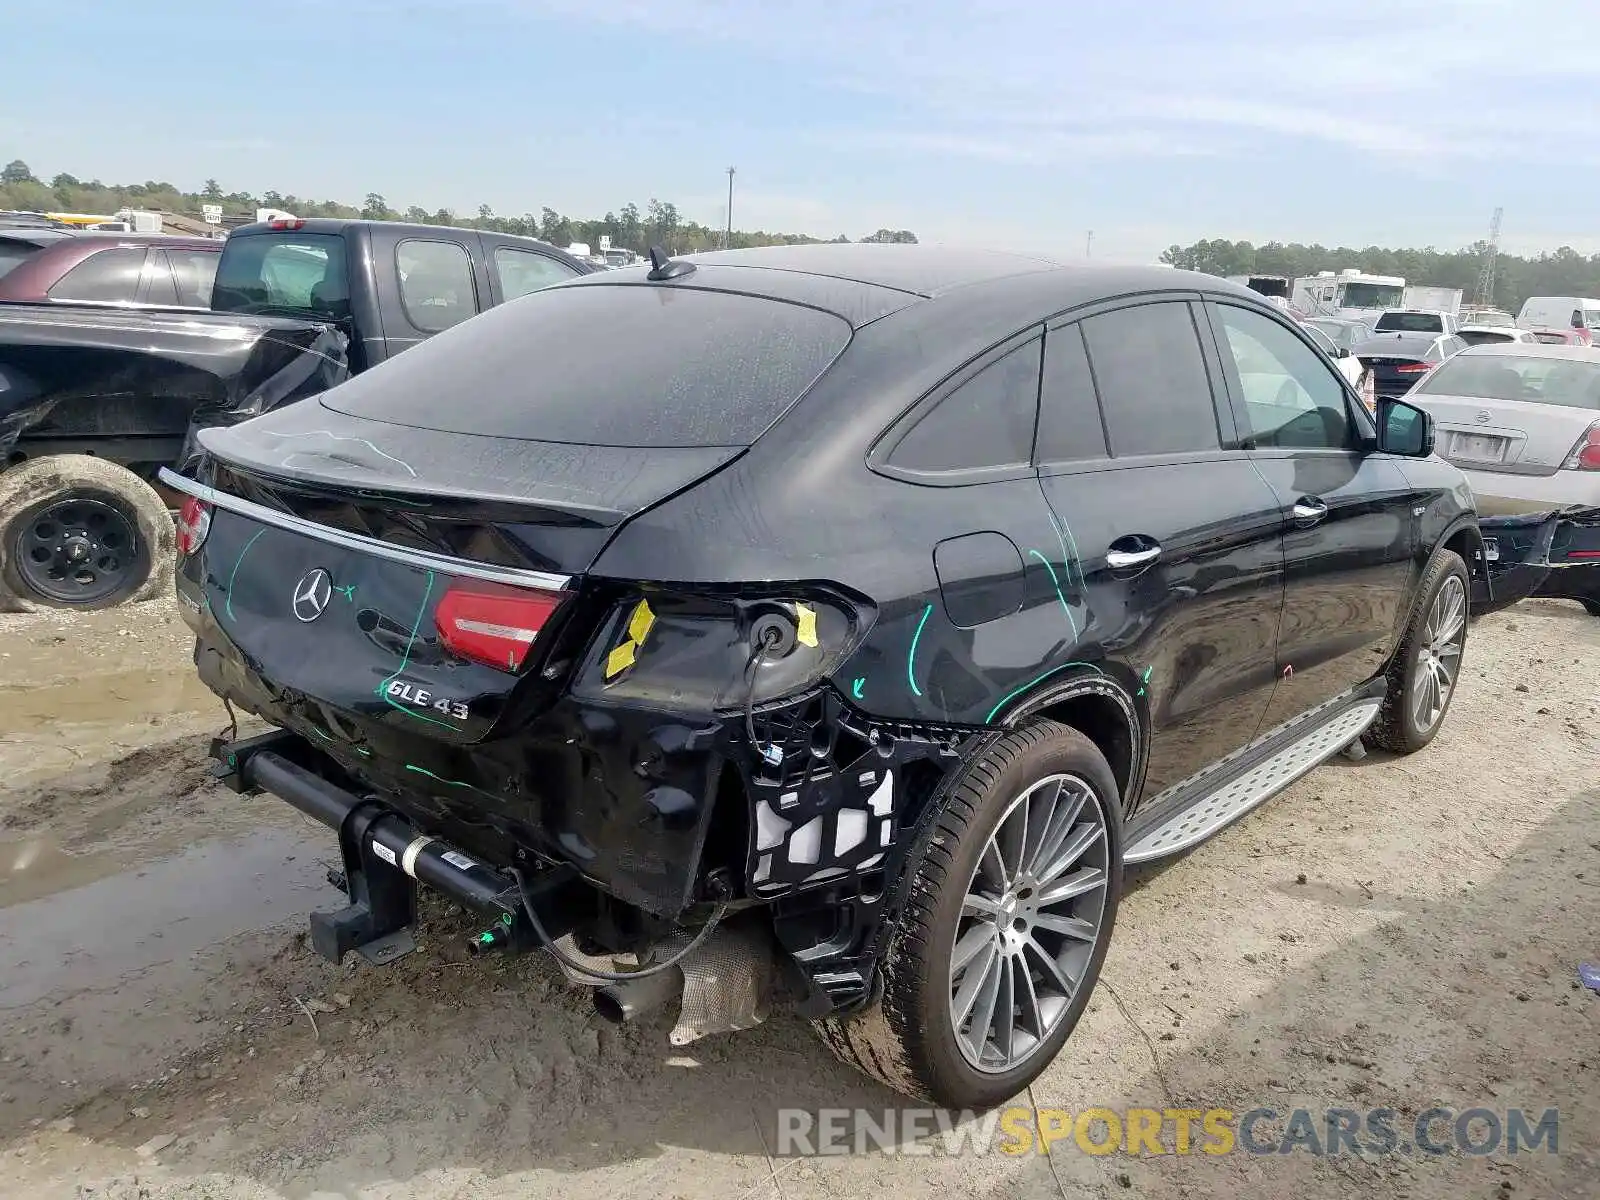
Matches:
[1405,343,1600,515]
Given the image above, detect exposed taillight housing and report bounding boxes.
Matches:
[1394,361,1433,374]
[267,217,305,230]
[175,496,212,556]
[1560,422,1600,471]
[434,580,566,672]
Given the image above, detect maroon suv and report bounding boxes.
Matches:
[0,231,222,308]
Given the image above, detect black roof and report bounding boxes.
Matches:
[569,243,1251,334]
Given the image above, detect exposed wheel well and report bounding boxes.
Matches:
[1033,692,1136,800]
[1443,525,1487,606]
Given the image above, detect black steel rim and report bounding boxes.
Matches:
[13,495,145,605]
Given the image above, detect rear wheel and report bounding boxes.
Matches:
[0,456,175,612]
[1366,549,1469,754]
[1582,599,1600,618]
[815,720,1122,1108]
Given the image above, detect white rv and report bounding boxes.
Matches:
[1291,269,1406,321]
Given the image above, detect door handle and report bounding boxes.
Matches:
[1106,544,1162,571]
[1291,497,1329,526]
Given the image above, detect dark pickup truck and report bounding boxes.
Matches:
[0,220,593,611]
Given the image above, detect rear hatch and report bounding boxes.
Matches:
[1356,331,1440,397]
[1407,352,1600,476]
[178,279,852,746]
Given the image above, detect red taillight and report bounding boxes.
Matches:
[268,218,305,230]
[1561,423,1600,471]
[175,495,212,556]
[1395,362,1432,374]
[434,581,565,672]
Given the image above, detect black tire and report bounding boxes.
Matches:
[1365,548,1470,754]
[0,455,175,612]
[815,719,1123,1108]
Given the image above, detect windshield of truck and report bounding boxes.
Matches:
[1416,352,1600,409]
[1375,311,1443,333]
[211,233,349,320]
[1340,283,1404,309]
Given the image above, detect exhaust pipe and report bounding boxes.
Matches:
[592,968,684,1025]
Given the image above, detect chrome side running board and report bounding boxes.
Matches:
[1124,699,1382,863]
[157,467,571,593]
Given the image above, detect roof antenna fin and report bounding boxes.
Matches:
[646,244,696,282]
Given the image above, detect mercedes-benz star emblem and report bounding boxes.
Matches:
[292,568,333,623]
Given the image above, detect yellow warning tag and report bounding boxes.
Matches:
[794,602,818,648]
[627,599,655,645]
[604,640,637,678]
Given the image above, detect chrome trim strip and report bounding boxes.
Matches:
[157,467,574,592]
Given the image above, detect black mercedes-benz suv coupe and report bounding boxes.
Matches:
[163,244,1485,1108]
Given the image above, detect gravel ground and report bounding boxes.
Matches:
[0,594,1596,1199]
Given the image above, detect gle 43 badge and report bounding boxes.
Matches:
[386,680,469,720]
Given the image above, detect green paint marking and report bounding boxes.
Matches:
[1046,509,1087,593]
[354,747,371,757]
[223,529,265,622]
[404,762,498,797]
[1027,549,1080,641]
[1138,664,1153,697]
[310,726,333,741]
[372,571,459,731]
[851,676,866,700]
[984,660,1106,725]
[906,604,933,698]
[333,584,357,603]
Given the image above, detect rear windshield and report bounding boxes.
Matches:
[211,232,349,319]
[1375,311,1443,333]
[1306,320,1371,350]
[322,283,852,448]
[1459,330,1515,347]
[1415,354,1600,409]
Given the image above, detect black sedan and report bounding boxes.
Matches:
[163,245,1482,1108]
[1354,329,1468,405]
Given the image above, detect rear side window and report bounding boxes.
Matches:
[398,239,478,333]
[168,249,218,306]
[46,247,148,303]
[0,239,40,280]
[1081,302,1220,456]
[323,284,851,448]
[1037,325,1109,462]
[494,247,577,300]
[887,339,1041,472]
[212,233,349,318]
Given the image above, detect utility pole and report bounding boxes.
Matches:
[1085,230,1094,258]
[1474,206,1503,307]
[725,167,735,250]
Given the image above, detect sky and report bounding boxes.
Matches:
[5,0,1599,261]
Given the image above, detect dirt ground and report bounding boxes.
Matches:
[0,595,1596,1199]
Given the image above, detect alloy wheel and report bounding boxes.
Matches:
[948,773,1111,1073]
[1412,574,1466,733]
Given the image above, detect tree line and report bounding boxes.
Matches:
[0,159,918,253]
[1159,237,1600,314]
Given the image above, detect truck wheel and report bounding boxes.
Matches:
[815,720,1122,1108]
[0,456,175,612]
[1365,549,1469,755]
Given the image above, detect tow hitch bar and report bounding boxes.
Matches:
[210,729,575,965]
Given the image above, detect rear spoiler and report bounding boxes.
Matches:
[1474,506,1600,616]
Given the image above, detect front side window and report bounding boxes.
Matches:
[493,247,577,301]
[888,338,1041,472]
[46,247,148,303]
[397,240,478,333]
[1213,304,1354,451]
[1081,302,1219,456]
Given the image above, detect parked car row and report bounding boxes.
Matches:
[0,216,597,610]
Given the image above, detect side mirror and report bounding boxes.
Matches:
[1336,346,1351,359]
[1376,397,1434,457]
